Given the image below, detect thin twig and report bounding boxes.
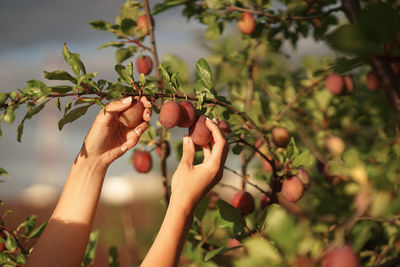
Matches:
[224,166,269,194]
[275,78,324,121]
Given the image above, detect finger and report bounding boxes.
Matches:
[107,97,134,113]
[140,96,152,108]
[120,121,149,153]
[206,118,226,166]
[202,145,211,163]
[95,96,134,123]
[143,108,152,122]
[180,135,195,167]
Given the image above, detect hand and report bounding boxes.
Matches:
[170,118,228,213]
[79,96,152,166]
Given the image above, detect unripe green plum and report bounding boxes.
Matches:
[136,55,153,75]
[231,191,254,216]
[189,115,212,146]
[282,176,304,202]
[325,73,344,95]
[322,245,359,267]
[366,71,379,91]
[237,12,255,35]
[132,150,152,173]
[119,100,144,128]
[272,127,290,148]
[177,101,196,128]
[159,101,181,129]
[0,92,8,105]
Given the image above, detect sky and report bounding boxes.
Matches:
[0,0,330,200]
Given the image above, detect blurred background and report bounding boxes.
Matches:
[0,0,330,265]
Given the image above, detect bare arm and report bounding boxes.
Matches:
[141,118,228,267]
[26,96,152,267]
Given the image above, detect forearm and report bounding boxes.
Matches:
[26,152,108,267]
[140,195,194,267]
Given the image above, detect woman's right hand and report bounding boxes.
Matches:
[170,118,229,213]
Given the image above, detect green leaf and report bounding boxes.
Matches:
[285,138,299,160]
[0,168,9,177]
[63,44,86,75]
[326,24,383,55]
[116,47,138,63]
[0,253,13,265]
[115,64,134,84]
[152,0,186,15]
[5,235,17,251]
[330,56,366,74]
[98,41,125,50]
[194,195,209,221]
[21,80,50,97]
[58,104,91,130]
[358,3,400,43]
[15,251,26,265]
[28,221,47,239]
[44,70,76,83]
[17,100,49,142]
[56,98,61,111]
[121,18,136,36]
[263,205,299,257]
[18,215,36,234]
[196,58,213,89]
[292,150,313,168]
[89,20,113,31]
[216,200,246,234]
[204,246,240,261]
[232,144,243,155]
[50,85,73,93]
[241,237,283,264]
[82,230,99,266]
[108,246,119,267]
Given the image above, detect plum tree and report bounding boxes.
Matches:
[136,55,153,75]
[137,15,153,36]
[156,140,170,158]
[119,99,144,128]
[189,115,212,146]
[322,245,359,267]
[132,150,152,173]
[159,101,181,129]
[366,71,380,91]
[231,191,254,216]
[325,73,345,95]
[282,177,304,202]
[237,12,255,35]
[177,101,196,128]
[326,136,345,157]
[272,127,290,148]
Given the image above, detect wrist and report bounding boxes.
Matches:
[73,150,109,175]
[169,193,196,217]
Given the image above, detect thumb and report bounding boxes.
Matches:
[180,135,195,167]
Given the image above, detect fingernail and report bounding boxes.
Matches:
[183,135,190,145]
[206,117,211,122]
[212,118,218,124]
[135,128,143,136]
[145,113,151,120]
[121,145,127,153]
[122,96,132,104]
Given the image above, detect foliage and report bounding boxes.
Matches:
[1,0,400,266]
